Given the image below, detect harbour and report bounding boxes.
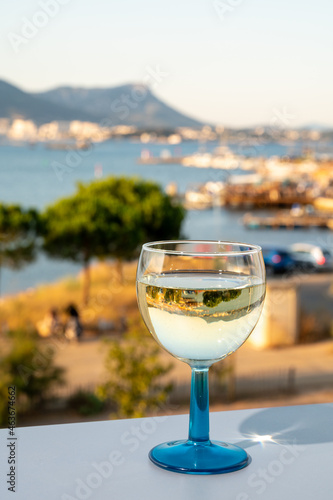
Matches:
[1,139,333,296]
[243,210,333,230]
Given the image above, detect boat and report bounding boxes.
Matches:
[45,140,91,151]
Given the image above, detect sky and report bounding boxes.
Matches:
[1,0,333,127]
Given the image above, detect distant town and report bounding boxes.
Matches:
[0,116,332,146]
[1,79,332,146]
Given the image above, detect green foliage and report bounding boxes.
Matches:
[97,324,173,418]
[0,204,40,295]
[42,176,185,302]
[203,289,242,308]
[164,288,182,303]
[146,285,158,299]
[42,176,184,262]
[136,180,185,243]
[0,330,65,426]
[68,389,105,416]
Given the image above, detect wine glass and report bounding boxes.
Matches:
[136,240,266,474]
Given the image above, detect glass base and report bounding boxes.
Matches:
[149,439,250,475]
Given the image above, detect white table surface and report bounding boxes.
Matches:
[1,403,333,500]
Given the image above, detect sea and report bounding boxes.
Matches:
[1,139,332,296]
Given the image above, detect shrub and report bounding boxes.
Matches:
[0,330,65,426]
[68,389,105,416]
[97,323,173,418]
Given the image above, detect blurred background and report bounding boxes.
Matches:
[1,0,333,426]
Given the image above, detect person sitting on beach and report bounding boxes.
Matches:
[37,308,63,338]
[64,304,83,341]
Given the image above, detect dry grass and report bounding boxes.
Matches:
[0,260,139,333]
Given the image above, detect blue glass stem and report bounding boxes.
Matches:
[188,368,210,443]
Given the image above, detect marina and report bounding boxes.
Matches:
[2,139,333,295]
[138,145,333,211]
[243,210,333,230]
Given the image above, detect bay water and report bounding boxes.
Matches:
[1,139,332,295]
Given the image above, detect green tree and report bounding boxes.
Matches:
[0,204,40,296]
[203,289,242,308]
[97,324,172,418]
[42,177,185,304]
[0,330,65,427]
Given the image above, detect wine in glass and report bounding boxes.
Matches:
[136,240,266,474]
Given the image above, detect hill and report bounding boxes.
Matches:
[0,80,95,125]
[34,83,202,129]
[0,79,203,129]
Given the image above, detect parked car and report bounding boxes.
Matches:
[262,246,297,276]
[289,243,333,272]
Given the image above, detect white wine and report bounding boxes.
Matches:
[137,271,265,363]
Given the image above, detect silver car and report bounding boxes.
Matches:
[289,243,333,272]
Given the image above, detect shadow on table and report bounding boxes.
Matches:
[236,404,333,449]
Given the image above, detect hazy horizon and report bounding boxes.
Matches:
[2,76,333,130]
[1,0,333,128]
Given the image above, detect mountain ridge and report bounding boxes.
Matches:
[0,79,203,129]
[0,79,96,125]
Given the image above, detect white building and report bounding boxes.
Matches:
[7,119,37,141]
